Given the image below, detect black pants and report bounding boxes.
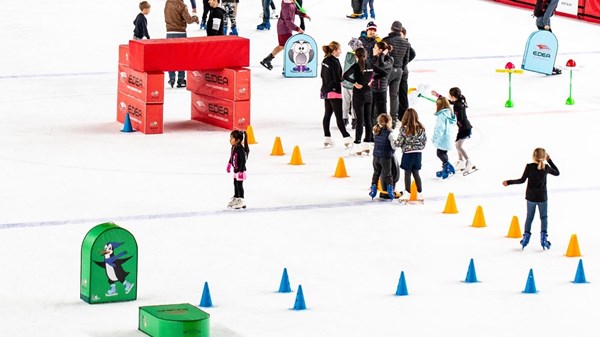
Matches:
[404,169,422,193]
[234,179,244,198]
[372,156,394,187]
[388,68,402,121]
[353,92,373,143]
[297,0,305,30]
[201,0,210,22]
[371,91,387,127]
[436,149,448,164]
[398,70,409,121]
[351,0,363,14]
[323,99,350,138]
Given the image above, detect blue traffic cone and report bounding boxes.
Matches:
[292,285,306,310]
[522,268,538,294]
[573,259,589,284]
[278,268,292,293]
[464,258,480,283]
[395,271,408,296]
[199,282,213,307]
[121,113,135,132]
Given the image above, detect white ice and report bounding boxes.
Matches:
[1,0,600,336]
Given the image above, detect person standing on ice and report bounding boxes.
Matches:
[133,1,151,40]
[432,87,473,172]
[206,0,225,36]
[503,148,559,250]
[369,41,393,129]
[533,0,562,75]
[164,0,199,88]
[381,21,410,128]
[260,0,310,71]
[227,130,249,209]
[343,47,374,155]
[431,96,456,179]
[369,114,396,200]
[320,41,353,148]
[396,108,426,203]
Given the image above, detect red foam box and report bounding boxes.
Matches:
[117,64,165,103]
[186,68,251,101]
[116,92,164,134]
[128,36,250,72]
[191,92,250,131]
[119,44,130,66]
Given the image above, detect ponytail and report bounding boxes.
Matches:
[242,131,250,156]
[322,41,340,58]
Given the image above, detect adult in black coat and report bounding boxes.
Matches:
[381,21,411,127]
[321,42,352,147]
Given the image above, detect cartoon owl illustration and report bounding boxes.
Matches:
[288,40,314,72]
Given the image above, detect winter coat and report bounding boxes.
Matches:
[396,127,427,153]
[432,108,457,151]
[370,53,393,93]
[342,52,356,90]
[133,13,150,39]
[164,0,198,32]
[229,144,247,173]
[358,31,379,59]
[277,1,304,35]
[381,32,410,69]
[320,55,343,96]
[207,7,226,36]
[373,129,396,158]
[342,61,374,97]
[452,100,472,131]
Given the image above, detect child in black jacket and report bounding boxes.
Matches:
[503,148,559,250]
[133,1,151,40]
[227,130,249,209]
[207,0,226,36]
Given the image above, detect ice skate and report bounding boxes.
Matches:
[200,20,207,30]
[270,11,279,19]
[168,79,175,88]
[541,231,551,250]
[398,190,410,204]
[227,197,238,208]
[369,184,377,200]
[552,67,562,75]
[416,192,424,203]
[232,198,246,209]
[454,160,466,172]
[370,9,376,19]
[229,27,238,36]
[176,79,186,88]
[520,232,531,250]
[256,21,271,30]
[342,137,353,148]
[260,54,274,71]
[346,13,361,19]
[324,137,334,148]
[386,184,395,201]
[462,160,478,176]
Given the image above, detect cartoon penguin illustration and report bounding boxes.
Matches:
[94,242,135,297]
[288,40,314,72]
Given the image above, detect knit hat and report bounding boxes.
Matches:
[366,21,377,32]
[391,21,402,32]
[348,37,363,51]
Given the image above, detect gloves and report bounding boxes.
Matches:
[235,171,247,181]
[226,163,232,173]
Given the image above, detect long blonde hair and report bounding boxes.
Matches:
[436,96,452,112]
[373,114,392,135]
[401,108,425,136]
[533,147,547,170]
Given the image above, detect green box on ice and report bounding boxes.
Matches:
[80,222,138,304]
[139,303,210,337]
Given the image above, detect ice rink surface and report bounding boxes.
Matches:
[1,0,600,336]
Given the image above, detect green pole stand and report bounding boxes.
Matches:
[565,70,575,105]
[417,93,436,103]
[80,222,138,304]
[505,72,514,108]
[139,303,210,337]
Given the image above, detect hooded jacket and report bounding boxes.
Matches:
[164,0,198,33]
[432,108,457,151]
[370,53,393,93]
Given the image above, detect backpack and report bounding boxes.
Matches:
[533,0,549,17]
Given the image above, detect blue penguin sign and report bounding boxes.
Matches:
[521,30,558,75]
[80,222,138,304]
[283,33,318,78]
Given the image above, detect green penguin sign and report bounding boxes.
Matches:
[80,222,138,304]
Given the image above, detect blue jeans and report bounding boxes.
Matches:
[524,200,548,233]
[166,33,187,81]
[262,0,270,24]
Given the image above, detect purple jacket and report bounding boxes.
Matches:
[277,1,302,35]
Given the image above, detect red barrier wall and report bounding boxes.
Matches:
[128,36,250,72]
[493,0,600,24]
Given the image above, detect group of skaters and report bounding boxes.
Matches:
[318,19,475,203]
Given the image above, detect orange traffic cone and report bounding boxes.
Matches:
[506,216,521,238]
[289,146,304,165]
[246,125,257,144]
[409,180,418,201]
[271,136,284,156]
[566,234,582,257]
[442,193,458,214]
[333,157,349,178]
[471,205,487,228]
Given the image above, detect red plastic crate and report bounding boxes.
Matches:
[190,92,250,131]
[116,92,164,134]
[117,64,165,104]
[186,68,250,101]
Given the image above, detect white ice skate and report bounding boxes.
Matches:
[343,136,353,148]
[232,198,247,209]
[324,137,334,148]
[227,197,238,208]
[455,160,466,172]
[398,190,410,204]
[462,160,478,176]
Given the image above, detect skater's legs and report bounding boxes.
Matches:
[412,169,422,192]
[387,69,401,122]
[371,159,382,186]
[331,99,350,138]
[398,71,409,120]
[436,149,448,164]
[323,99,335,137]
[524,201,537,233]
[539,201,548,233]
[353,94,365,144]
[234,180,244,198]
[201,0,210,22]
[455,139,468,161]
[262,0,271,24]
[342,88,353,120]
[363,99,373,142]
[403,170,412,192]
